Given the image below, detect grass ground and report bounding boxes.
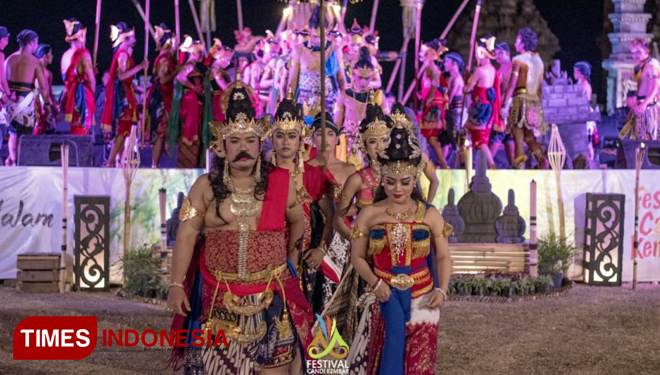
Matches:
[1,284,659,375]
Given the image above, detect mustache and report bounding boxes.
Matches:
[232,151,254,162]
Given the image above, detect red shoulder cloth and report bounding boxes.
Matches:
[303,162,331,201]
[258,167,290,231]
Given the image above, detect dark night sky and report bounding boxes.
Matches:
[2,0,607,101]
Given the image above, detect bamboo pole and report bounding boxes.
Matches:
[457,0,482,145]
[385,36,410,94]
[187,0,207,47]
[401,59,428,104]
[530,180,538,277]
[369,0,380,32]
[339,0,349,27]
[400,0,472,101]
[236,0,244,31]
[398,41,408,101]
[632,142,646,291]
[175,0,181,48]
[320,0,327,157]
[413,0,422,109]
[548,124,567,241]
[141,0,151,148]
[130,0,157,42]
[440,0,471,40]
[93,0,102,69]
[465,0,482,75]
[464,139,472,191]
[121,126,141,283]
[158,188,168,274]
[60,144,70,293]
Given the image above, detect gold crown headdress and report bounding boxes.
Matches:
[209,38,232,59]
[477,35,496,59]
[110,24,135,48]
[210,74,270,157]
[361,91,390,141]
[179,35,206,55]
[272,89,306,135]
[154,25,175,50]
[355,64,374,78]
[381,160,422,179]
[348,19,364,44]
[64,20,87,43]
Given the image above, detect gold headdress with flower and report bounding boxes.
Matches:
[110,24,135,48]
[154,24,175,50]
[64,19,87,43]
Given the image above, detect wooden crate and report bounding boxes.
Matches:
[16,254,62,293]
[17,282,59,293]
[450,243,530,274]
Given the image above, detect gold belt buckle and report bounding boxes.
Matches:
[390,274,415,290]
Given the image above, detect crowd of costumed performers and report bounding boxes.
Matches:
[0,4,619,169]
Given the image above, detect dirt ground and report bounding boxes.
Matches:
[1,284,659,375]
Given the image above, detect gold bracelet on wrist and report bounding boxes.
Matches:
[169,282,185,291]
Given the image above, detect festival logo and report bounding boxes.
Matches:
[306,314,349,374]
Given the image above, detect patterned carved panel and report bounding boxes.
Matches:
[74,196,110,289]
[583,194,625,286]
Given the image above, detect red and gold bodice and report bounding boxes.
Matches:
[368,201,433,298]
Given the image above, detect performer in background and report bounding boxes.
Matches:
[490,42,515,167]
[0,26,10,106]
[306,111,356,307]
[202,38,233,153]
[442,51,465,167]
[34,44,58,135]
[418,39,450,169]
[101,22,149,167]
[0,26,9,160]
[5,29,49,166]
[147,24,177,168]
[269,92,334,315]
[350,119,452,375]
[334,47,381,165]
[167,76,312,374]
[464,35,502,169]
[620,39,660,141]
[246,32,278,116]
[502,27,549,169]
[61,19,95,136]
[573,61,599,161]
[334,95,392,240]
[289,5,344,114]
[167,36,205,168]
